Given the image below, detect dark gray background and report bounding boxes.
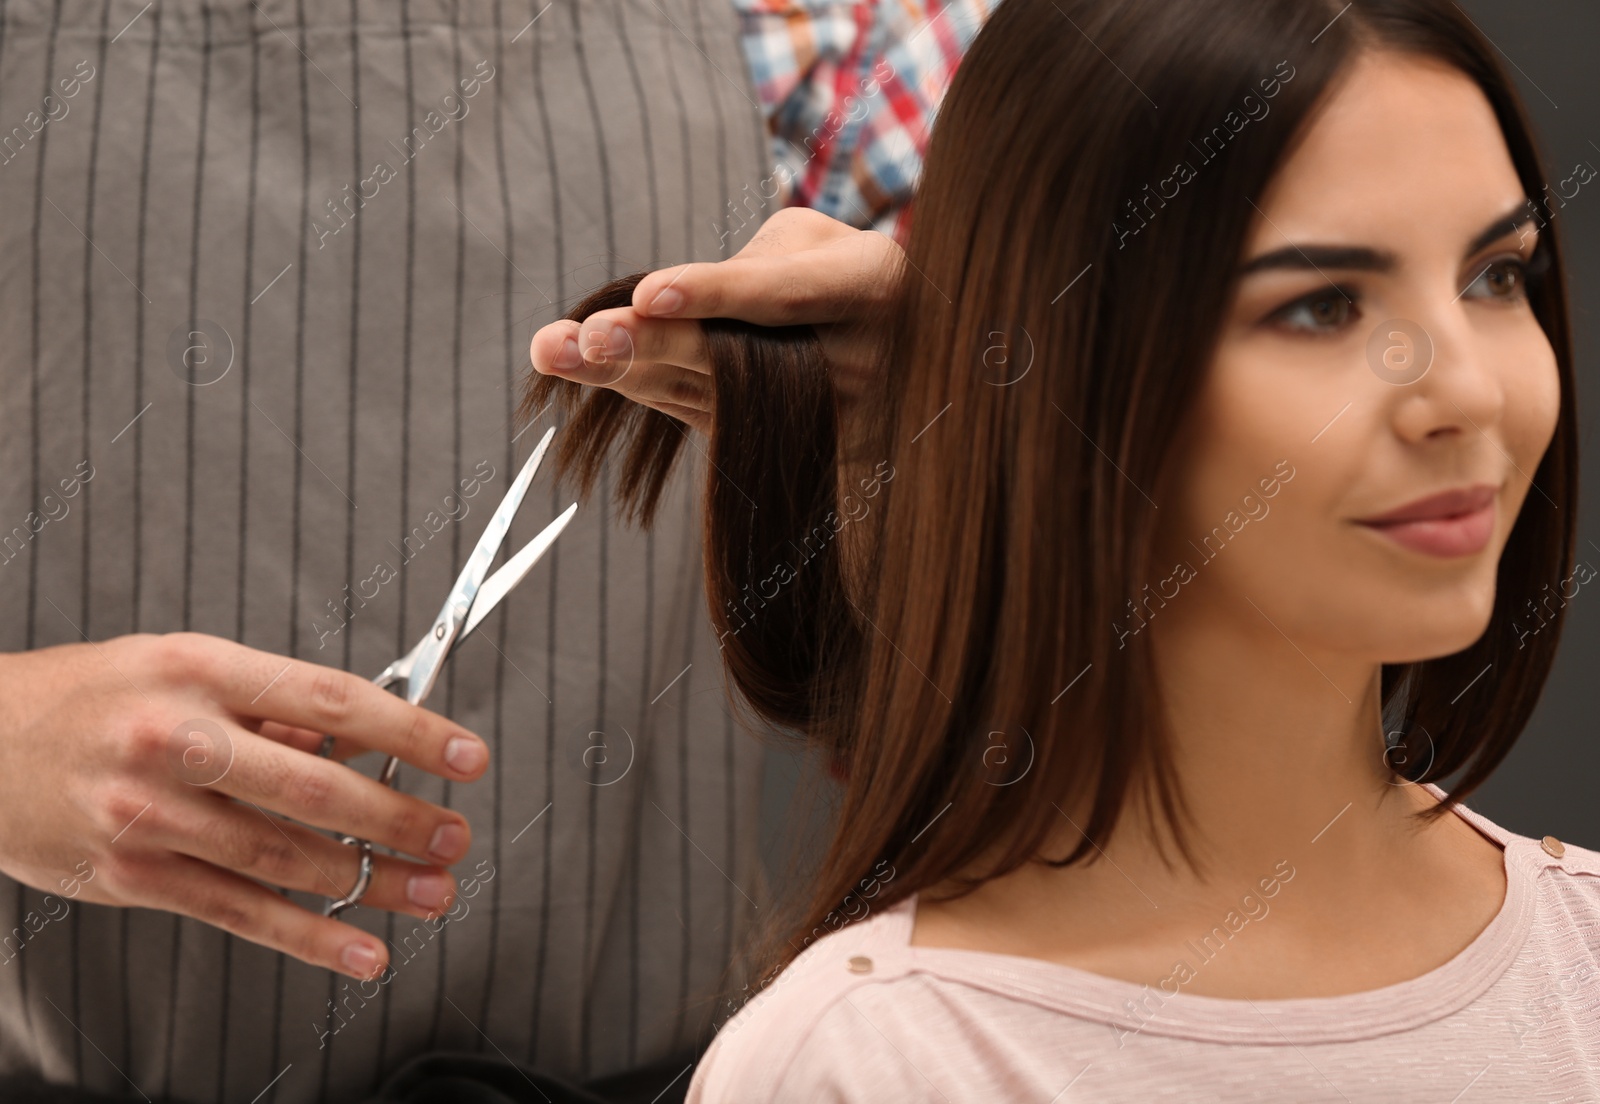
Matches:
[1452,0,1599,848]
[758,0,1600,889]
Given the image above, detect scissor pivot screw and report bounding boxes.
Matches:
[434,622,447,639]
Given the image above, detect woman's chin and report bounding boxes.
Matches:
[1371,612,1497,666]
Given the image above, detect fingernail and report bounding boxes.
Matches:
[428,822,468,863]
[649,287,684,315]
[583,325,625,363]
[341,941,383,979]
[444,736,486,774]
[407,872,454,912]
[552,336,581,371]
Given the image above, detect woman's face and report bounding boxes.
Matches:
[1158,49,1560,667]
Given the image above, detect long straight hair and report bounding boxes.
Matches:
[519,0,1576,1002]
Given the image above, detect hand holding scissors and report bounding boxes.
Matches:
[319,424,577,918]
[0,426,574,982]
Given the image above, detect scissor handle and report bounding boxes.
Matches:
[319,666,406,918]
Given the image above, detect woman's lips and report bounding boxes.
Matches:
[1355,501,1496,557]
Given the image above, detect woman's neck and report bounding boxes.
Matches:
[910,583,1508,998]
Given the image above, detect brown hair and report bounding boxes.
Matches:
[519,0,1577,1016]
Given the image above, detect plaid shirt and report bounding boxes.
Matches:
[735,0,996,246]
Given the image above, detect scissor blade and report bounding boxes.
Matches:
[445,426,558,617]
[401,426,559,707]
[458,501,578,645]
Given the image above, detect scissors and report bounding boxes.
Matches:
[318,424,577,918]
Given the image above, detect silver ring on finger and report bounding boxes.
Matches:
[323,837,374,918]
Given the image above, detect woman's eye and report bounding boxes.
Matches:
[1462,256,1530,302]
[1269,287,1358,334]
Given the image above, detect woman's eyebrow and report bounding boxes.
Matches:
[1236,200,1537,276]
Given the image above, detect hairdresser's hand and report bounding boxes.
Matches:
[529,206,899,452]
[0,632,488,980]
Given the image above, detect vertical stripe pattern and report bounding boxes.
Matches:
[0,1,772,1100]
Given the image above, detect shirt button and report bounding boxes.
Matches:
[1541,835,1565,858]
[847,955,874,974]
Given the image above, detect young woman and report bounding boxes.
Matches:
[523,0,1598,1097]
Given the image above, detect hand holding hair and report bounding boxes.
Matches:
[526,206,899,460]
[518,257,872,744]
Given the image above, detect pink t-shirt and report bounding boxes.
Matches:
[687,784,1600,1101]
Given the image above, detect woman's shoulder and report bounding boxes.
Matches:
[1503,817,1600,916]
[686,894,929,1102]
[1441,784,1600,953]
[1438,783,1600,882]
